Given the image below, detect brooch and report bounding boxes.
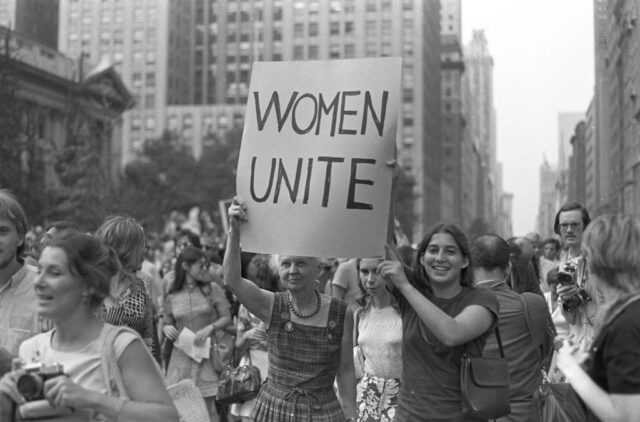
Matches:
[328,320,337,329]
[284,321,294,332]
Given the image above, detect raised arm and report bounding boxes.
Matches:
[223,198,274,325]
[378,260,495,347]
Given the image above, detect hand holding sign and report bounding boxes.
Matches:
[228,197,249,233]
[377,244,411,291]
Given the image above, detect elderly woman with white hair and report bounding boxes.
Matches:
[224,198,357,422]
[557,214,640,422]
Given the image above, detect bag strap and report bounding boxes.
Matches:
[101,325,135,399]
[494,325,505,359]
[354,307,361,346]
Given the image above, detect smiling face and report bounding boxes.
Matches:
[558,209,585,250]
[278,255,321,292]
[358,258,386,298]
[185,258,210,283]
[421,232,469,287]
[35,247,86,319]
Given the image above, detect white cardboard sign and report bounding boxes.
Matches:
[236,58,401,258]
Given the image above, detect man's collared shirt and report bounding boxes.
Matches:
[0,264,47,356]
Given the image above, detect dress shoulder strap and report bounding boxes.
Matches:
[100,324,136,399]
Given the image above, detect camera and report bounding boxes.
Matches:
[558,262,591,312]
[16,362,64,401]
[557,262,577,286]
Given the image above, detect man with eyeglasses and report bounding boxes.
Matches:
[552,202,600,351]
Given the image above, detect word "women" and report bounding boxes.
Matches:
[253,90,389,137]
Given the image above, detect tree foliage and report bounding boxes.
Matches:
[114,129,241,231]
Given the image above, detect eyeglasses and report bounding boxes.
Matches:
[559,222,582,232]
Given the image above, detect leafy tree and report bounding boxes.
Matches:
[115,128,241,231]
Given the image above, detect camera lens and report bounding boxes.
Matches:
[16,373,43,401]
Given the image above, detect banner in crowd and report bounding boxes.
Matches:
[236,57,401,258]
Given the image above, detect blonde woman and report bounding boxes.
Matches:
[557,214,640,422]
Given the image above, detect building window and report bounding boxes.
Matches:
[309,22,318,37]
[308,45,318,59]
[146,72,155,87]
[132,73,142,88]
[330,43,340,58]
[345,21,354,34]
[330,21,340,35]
[344,44,355,58]
[145,94,155,109]
[293,45,304,59]
[294,22,304,37]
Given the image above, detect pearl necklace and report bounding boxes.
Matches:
[286,289,321,319]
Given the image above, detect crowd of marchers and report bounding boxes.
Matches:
[0,187,638,422]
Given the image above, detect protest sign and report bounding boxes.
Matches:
[236,57,401,258]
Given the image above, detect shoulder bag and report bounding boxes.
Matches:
[216,352,262,405]
[460,326,511,419]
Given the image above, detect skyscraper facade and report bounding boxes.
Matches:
[0,0,59,48]
[556,112,584,205]
[464,29,502,232]
[58,0,193,164]
[536,157,559,238]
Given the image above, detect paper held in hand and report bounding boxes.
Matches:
[174,328,211,363]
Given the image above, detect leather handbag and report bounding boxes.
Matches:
[460,326,511,419]
[216,353,262,405]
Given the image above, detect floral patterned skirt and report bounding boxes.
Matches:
[356,373,401,422]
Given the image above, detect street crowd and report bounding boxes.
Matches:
[0,187,638,422]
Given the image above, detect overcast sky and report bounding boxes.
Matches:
[461,0,595,235]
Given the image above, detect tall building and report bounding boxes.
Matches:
[57,0,193,165]
[440,0,481,232]
[585,98,597,211]
[601,0,640,216]
[556,112,584,205]
[568,121,587,205]
[536,157,559,238]
[0,0,59,48]
[464,29,503,232]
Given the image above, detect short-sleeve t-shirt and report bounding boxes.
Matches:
[394,284,499,422]
[586,300,640,394]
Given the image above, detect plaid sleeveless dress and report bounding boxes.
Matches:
[251,292,347,422]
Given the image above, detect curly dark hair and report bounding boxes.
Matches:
[413,222,474,294]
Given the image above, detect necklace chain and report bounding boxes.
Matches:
[286,289,321,319]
